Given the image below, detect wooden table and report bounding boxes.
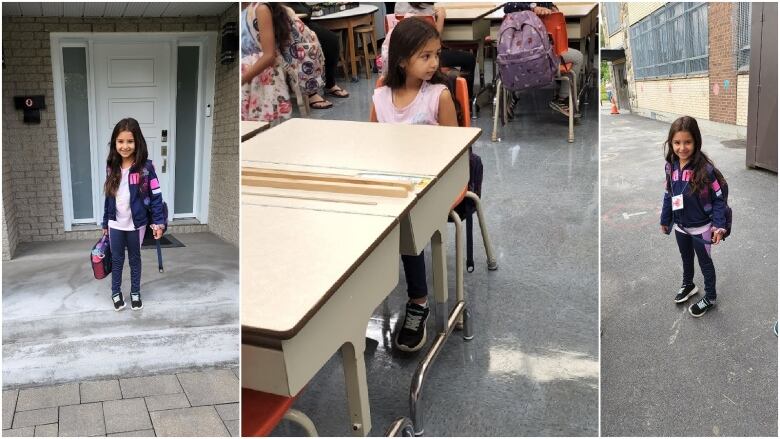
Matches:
[312,5,378,82]
[240,120,269,142]
[241,119,481,435]
[436,2,504,89]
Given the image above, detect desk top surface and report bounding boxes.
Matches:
[242,118,481,178]
[437,2,503,20]
[311,4,378,20]
[241,121,269,138]
[486,2,597,20]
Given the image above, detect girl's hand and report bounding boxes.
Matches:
[102,228,108,237]
[660,225,669,234]
[711,228,726,244]
[533,6,553,15]
[434,6,446,19]
[152,224,164,240]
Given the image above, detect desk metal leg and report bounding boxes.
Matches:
[430,228,448,333]
[341,341,371,436]
[477,39,485,89]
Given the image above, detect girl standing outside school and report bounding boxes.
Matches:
[660,116,728,317]
[102,118,166,311]
[370,17,458,351]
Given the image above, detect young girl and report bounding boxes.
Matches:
[102,118,166,311]
[241,2,326,122]
[370,17,458,351]
[660,116,728,317]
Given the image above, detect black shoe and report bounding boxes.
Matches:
[395,302,430,352]
[689,297,715,317]
[674,284,698,303]
[131,292,143,310]
[112,294,125,311]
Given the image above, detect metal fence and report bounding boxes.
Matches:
[734,2,751,71]
[629,2,708,79]
[603,2,621,37]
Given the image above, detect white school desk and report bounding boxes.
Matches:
[241,118,481,435]
[240,120,269,142]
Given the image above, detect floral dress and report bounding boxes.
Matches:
[241,3,325,122]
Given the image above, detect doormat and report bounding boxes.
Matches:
[141,234,185,249]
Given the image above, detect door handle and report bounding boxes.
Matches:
[162,158,167,173]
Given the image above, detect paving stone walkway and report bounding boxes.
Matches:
[2,367,239,437]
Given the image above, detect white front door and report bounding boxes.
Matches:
[93,41,173,219]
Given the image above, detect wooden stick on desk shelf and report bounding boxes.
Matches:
[242,191,379,205]
[242,174,411,198]
[242,168,415,191]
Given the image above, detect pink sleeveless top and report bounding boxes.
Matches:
[372,81,447,125]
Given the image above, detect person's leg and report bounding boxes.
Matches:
[674,229,696,287]
[126,227,143,295]
[559,47,583,100]
[397,252,430,352]
[440,48,476,100]
[692,230,716,301]
[308,22,340,90]
[109,228,128,309]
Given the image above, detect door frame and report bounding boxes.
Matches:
[51,32,217,231]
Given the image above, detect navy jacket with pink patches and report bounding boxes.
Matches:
[660,161,728,230]
[102,160,166,230]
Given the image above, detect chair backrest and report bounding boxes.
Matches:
[540,12,568,56]
[384,13,435,33]
[370,74,470,127]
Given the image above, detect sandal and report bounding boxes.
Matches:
[308,94,333,110]
[325,85,350,98]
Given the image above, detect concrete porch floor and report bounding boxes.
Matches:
[3,232,239,389]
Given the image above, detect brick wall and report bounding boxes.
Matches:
[608,31,624,50]
[708,3,737,124]
[626,2,665,26]
[1,13,227,258]
[206,4,239,246]
[736,74,750,126]
[634,77,710,120]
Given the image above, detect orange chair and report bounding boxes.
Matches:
[491,11,577,143]
[242,388,318,436]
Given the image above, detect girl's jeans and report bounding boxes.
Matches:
[109,227,146,296]
[674,229,716,301]
[402,252,428,300]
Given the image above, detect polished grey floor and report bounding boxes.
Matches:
[600,108,778,436]
[272,66,599,436]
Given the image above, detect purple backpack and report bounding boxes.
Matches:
[496,11,559,91]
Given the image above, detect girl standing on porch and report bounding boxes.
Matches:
[102,118,166,311]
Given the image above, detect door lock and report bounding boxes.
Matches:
[161,145,167,156]
[161,129,168,143]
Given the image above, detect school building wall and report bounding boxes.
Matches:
[1,13,234,260]
[207,3,240,247]
[625,2,664,26]
[736,75,749,126]
[607,31,624,50]
[633,77,710,120]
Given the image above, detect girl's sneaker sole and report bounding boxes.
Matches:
[674,286,699,303]
[113,304,125,311]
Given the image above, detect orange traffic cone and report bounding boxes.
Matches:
[610,96,620,115]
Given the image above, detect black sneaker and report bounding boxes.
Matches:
[689,297,715,317]
[395,302,430,352]
[130,293,143,310]
[674,284,698,303]
[112,294,125,311]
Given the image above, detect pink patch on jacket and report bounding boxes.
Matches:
[129,173,140,184]
[150,178,160,190]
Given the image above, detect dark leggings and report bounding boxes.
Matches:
[675,229,716,301]
[109,227,146,295]
[402,252,428,300]
[441,48,476,99]
[307,21,340,89]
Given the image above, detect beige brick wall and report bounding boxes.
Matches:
[206,4,239,247]
[607,32,624,50]
[736,74,750,126]
[626,2,665,26]
[634,77,710,120]
[1,13,227,258]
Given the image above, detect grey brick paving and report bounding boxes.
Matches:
[224,419,239,437]
[103,399,152,434]
[177,370,238,406]
[107,429,156,437]
[16,384,78,412]
[215,403,238,421]
[58,402,105,437]
[144,394,190,412]
[231,367,239,379]
[80,380,122,403]
[2,426,34,436]
[119,375,182,399]
[33,423,57,437]
[149,406,229,437]
[3,390,19,429]
[11,408,57,429]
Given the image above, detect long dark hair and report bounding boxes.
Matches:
[104,118,148,197]
[385,17,448,90]
[663,115,723,193]
[265,3,292,53]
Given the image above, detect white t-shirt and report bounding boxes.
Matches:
[108,167,136,231]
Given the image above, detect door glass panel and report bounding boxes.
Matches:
[174,46,200,214]
[62,47,93,220]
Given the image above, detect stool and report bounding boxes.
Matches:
[337,30,350,80]
[354,25,379,79]
[242,388,318,436]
